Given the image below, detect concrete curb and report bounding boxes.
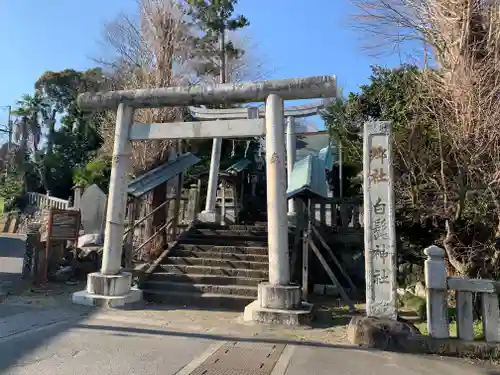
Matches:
[347,315,500,361]
[404,335,500,360]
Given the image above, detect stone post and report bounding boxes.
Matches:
[363,121,397,319]
[22,223,41,280]
[244,94,312,325]
[187,184,200,222]
[201,53,227,223]
[73,184,82,210]
[424,245,449,338]
[220,182,226,226]
[286,116,296,216]
[101,103,133,275]
[201,137,222,223]
[265,94,289,285]
[72,103,142,307]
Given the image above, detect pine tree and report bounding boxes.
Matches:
[183,0,249,84]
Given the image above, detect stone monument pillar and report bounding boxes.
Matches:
[363,121,397,319]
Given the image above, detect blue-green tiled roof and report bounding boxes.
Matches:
[318,145,335,170]
[286,154,329,199]
[128,153,200,198]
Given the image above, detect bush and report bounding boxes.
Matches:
[0,173,25,211]
[73,156,112,191]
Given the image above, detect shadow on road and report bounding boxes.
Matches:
[0,303,95,373]
[1,306,500,374]
[75,321,366,350]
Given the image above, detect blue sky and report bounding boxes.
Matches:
[0,0,401,128]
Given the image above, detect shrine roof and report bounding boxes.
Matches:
[127,152,200,198]
[286,154,329,199]
[226,159,252,175]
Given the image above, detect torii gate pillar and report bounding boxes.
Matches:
[72,76,336,324]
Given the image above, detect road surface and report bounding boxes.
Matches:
[0,234,498,374]
[0,305,498,375]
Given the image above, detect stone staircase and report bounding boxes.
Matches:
[141,222,269,310]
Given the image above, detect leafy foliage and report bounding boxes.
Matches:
[5,68,106,201]
[73,156,112,192]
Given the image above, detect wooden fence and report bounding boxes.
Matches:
[312,197,363,230]
[27,192,70,210]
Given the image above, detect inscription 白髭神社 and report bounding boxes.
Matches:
[363,121,397,319]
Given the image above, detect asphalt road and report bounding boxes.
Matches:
[0,308,498,375]
[0,233,498,375]
[0,312,213,375]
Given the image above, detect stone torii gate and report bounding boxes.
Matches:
[189,101,327,221]
[72,76,336,323]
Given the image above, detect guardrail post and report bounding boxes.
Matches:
[23,223,41,281]
[454,280,474,341]
[482,291,500,342]
[424,245,449,338]
[187,184,199,222]
[73,184,82,210]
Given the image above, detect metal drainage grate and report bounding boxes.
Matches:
[189,341,286,375]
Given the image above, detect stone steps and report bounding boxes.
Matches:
[172,250,269,262]
[144,280,258,297]
[192,228,268,237]
[195,223,268,231]
[149,272,265,287]
[142,223,270,311]
[142,289,255,310]
[157,264,269,279]
[179,236,267,247]
[177,244,268,256]
[165,257,269,270]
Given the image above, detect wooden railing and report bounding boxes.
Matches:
[424,245,500,342]
[296,196,358,311]
[123,183,201,265]
[27,192,70,210]
[312,197,363,230]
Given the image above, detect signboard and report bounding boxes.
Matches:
[42,208,81,284]
[48,209,81,241]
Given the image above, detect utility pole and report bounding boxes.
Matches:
[338,139,343,198]
[6,105,11,152]
[0,105,12,177]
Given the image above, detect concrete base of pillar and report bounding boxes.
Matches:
[72,272,142,308]
[198,210,220,223]
[243,282,314,326]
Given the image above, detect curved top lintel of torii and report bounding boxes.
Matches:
[188,98,335,120]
